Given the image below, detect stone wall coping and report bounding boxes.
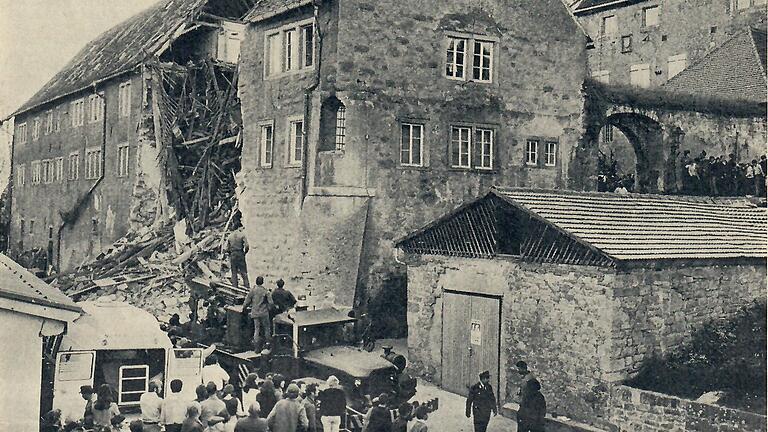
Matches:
[615,385,768,422]
[307,186,376,197]
[501,403,607,432]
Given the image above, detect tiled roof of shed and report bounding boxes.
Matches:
[243,0,311,22]
[493,188,767,261]
[14,0,209,116]
[663,27,767,104]
[0,254,81,313]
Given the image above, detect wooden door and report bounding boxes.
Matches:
[441,292,472,395]
[441,291,501,396]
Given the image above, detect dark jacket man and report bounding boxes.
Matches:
[271,279,297,315]
[465,371,497,432]
[517,379,546,432]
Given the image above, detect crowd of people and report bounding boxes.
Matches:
[676,151,767,197]
[40,369,432,432]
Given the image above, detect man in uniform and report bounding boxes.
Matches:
[465,371,497,432]
[227,216,250,289]
[243,276,274,352]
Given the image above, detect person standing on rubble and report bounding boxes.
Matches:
[227,216,250,289]
[243,276,274,352]
[271,279,297,317]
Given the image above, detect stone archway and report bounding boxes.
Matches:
[601,112,666,193]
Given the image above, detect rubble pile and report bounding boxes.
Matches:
[52,213,238,322]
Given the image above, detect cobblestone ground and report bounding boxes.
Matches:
[414,378,517,432]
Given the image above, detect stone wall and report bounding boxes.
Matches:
[238,0,588,314]
[11,72,152,271]
[405,254,767,427]
[606,263,767,381]
[609,385,767,432]
[576,0,766,87]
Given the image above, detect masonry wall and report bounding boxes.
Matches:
[10,71,161,271]
[577,0,767,87]
[405,255,767,426]
[606,263,767,381]
[406,255,615,422]
[609,385,767,432]
[238,0,588,315]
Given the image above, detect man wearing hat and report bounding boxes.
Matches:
[465,371,497,432]
[79,385,97,428]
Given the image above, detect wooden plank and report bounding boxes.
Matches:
[442,292,472,396]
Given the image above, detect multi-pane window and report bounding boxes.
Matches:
[446,37,466,79]
[88,94,104,123]
[592,70,610,84]
[118,365,149,405]
[735,0,764,9]
[16,164,25,187]
[71,99,85,127]
[45,111,54,134]
[630,64,651,88]
[260,124,274,168]
[55,157,64,182]
[400,123,424,167]
[32,118,41,141]
[602,126,614,144]
[667,54,687,79]
[31,161,41,184]
[526,140,539,166]
[450,126,472,168]
[601,15,618,36]
[68,152,80,180]
[335,106,346,151]
[85,148,102,179]
[17,123,27,144]
[264,20,316,77]
[288,120,304,165]
[117,144,130,177]
[642,6,660,27]
[477,128,494,169]
[119,82,131,117]
[545,142,558,167]
[55,112,62,132]
[472,41,493,82]
[446,36,495,83]
[41,159,52,183]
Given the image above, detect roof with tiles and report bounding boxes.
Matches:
[14,0,209,116]
[663,27,768,104]
[0,254,81,313]
[493,188,767,261]
[243,0,311,22]
[397,188,767,263]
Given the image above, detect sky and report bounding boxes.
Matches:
[0,0,160,119]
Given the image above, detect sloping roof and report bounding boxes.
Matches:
[60,301,172,351]
[398,188,768,263]
[14,0,209,116]
[243,0,311,22]
[573,0,642,14]
[0,254,80,313]
[663,28,768,104]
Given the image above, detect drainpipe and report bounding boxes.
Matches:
[56,84,107,271]
[301,1,323,205]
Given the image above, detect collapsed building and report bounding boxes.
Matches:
[8,0,255,272]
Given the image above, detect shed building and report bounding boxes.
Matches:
[0,253,81,431]
[396,187,767,425]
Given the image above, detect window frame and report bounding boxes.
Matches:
[400,122,425,167]
[118,81,132,118]
[54,157,64,182]
[116,143,130,177]
[31,160,41,184]
[68,152,80,181]
[259,120,274,168]
[629,63,651,88]
[264,19,316,79]
[85,147,103,180]
[17,122,27,144]
[45,111,54,135]
[88,93,104,124]
[16,164,25,187]
[450,125,473,169]
[601,15,618,37]
[444,32,498,84]
[476,127,494,170]
[525,139,539,166]
[642,5,660,28]
[71,99,85,127]
[449,123,497,171]
[286,116,305,167]
[32,118,41,141]
[621,35,633,53]
[544,141,558,167]
[334,105,347,151]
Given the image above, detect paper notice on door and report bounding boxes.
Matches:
[470,319,481,345]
